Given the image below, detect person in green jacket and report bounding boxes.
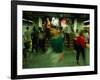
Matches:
[50,26,64,64]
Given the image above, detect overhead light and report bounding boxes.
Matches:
[83,20,89,23]
[23,18,33,23]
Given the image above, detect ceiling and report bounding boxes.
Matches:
[23,11,89,23]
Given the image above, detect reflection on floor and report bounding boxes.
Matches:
[23,47,89,69]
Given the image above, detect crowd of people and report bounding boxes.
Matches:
[23,17,89,65]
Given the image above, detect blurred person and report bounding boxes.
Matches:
[31,27,39,53]
[38,27,46,53]
[73,29,79,53]
[50,26,64,64]
[63,25,72,47]
[75,31,86,65]
[45,17,52,40]
[84,30,89,43]
[60,17,71,47]
[23,27,31,58]
[83,30,90,48]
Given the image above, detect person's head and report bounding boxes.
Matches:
[26,27,29,30]
[79,31,84,36]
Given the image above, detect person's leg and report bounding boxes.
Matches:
[39,39,42,52]
[24,41,29,58]
[35,40,38,53]
[59,52,64,61]
[24,42,27,58]
[42,39,46,52]
[41,40,44,52]
[51,53,59,66]
[23,48,27,58]
[81,47,86,65]
[76,46,81,64]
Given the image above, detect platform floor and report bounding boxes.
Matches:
[23,47,89,69]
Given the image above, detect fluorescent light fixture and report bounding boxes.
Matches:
[83,20,89,23]
[23,18,33,23]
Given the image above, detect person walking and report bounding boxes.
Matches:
[38,27,46,53]
[75,31,86,65]
[23,27,31,58]
[50,26,64,64]
[31,27,39,53]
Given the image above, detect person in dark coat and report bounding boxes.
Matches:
[31,27,39,53]
[38,27,46,53]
